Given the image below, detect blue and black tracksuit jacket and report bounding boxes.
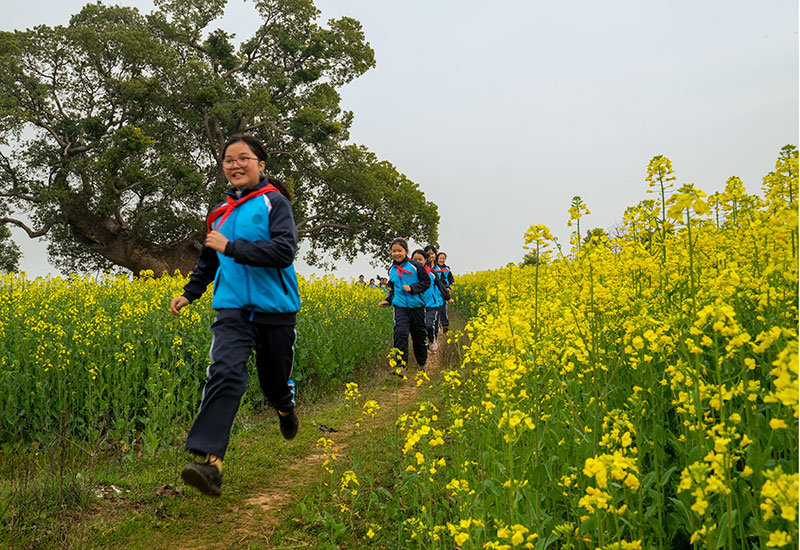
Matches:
[385,258,430,308]
[421,267,449,308]
[182,179,301,324]
[432,264,455,287]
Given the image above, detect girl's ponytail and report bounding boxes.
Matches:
[266,176,294,202]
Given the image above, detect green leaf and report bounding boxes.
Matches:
[716,510,738,548]
[660,465,678,487]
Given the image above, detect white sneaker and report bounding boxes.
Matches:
[429,340,438,351]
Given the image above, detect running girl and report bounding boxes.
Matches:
[378,237,430,369]
[169,134,300,497]
[433,252,455,333]
[411,249,450,351]
[423,244,438,267]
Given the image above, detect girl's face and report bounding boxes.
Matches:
[223,141,265,190]
[412,252,426,264]
[426,250,436,263]
[437,254,446,266]
[391,243,407,262]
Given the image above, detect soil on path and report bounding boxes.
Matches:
[196,346,443,549]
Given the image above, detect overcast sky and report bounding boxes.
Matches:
[4,0,798,280]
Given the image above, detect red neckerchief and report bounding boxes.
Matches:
[392,259,414,278]
[424,264,433,274]
[206,184,280,231]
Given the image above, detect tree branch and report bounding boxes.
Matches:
[0,217,53,238]
[111,168,169,195]
[201,107,219,160]
[113,204,129,231]
[267,150,298,159]
[0,153,37,198]
[213,119,225,157]
[296,214,322,229]
[66,144,91,156]
[219,7,279,80]
[245,120,290,136]
[296,220,369,238]
[0,191,40,203]
[32,116,66,150]
[49,64,69,121]
[221,29,267,80]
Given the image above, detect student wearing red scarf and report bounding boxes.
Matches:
[169,135,300,497]
[378,237,430,371]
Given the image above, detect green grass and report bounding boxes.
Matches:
[0,326,462,550]
[271,339,465,549]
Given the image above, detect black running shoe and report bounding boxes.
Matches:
[278,407,299,440]
[181,462,222,497]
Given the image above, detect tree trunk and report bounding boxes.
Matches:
[65,205,203,276]
[102,239,202,276]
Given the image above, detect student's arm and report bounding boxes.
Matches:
[447,270,455,286]
[407,261,431,294]
[182,245,220,303]
[382,278,395,306]
[224,192,298,268]
[435,273,450,301]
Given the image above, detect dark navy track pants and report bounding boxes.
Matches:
[393,306,427,367]
[439,303,449,328]
[425,306,439,343]
[186,309,296,459]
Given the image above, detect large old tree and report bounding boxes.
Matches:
[0,0,439,274]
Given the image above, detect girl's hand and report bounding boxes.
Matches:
[448,298,455,304]
[170,296,190,316]
[378,300,389,308]
[402,285,411,292]
[205,230,229,253]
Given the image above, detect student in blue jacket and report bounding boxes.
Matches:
[169,134,301,497]
[433,252,455,287]
[411,249,450,351]
[378,237,430,370]
[433,251,456,333]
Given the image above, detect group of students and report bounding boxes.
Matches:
[356,274,388,290]
[166,133,455,498]
[378,239,455,370]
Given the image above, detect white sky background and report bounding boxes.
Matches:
[3,0,798,280]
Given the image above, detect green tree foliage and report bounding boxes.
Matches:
[0,225,21,272]
[520,250,539,267]
[0,0,438,274]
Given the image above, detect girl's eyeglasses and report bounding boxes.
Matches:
[222,157,258,168]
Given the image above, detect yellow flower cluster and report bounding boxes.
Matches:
[436,147,799,547]
[1,272,393,452]
[446,517,485,547]
[344,382,361,408]
[482,521,539,549]
[339,470,359,496]
[316,436,337,474]
[583,452,640,492]
[760,466,799,522]
[297,147,797,549]
[362,399,381,418]
[764,340,799,418]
